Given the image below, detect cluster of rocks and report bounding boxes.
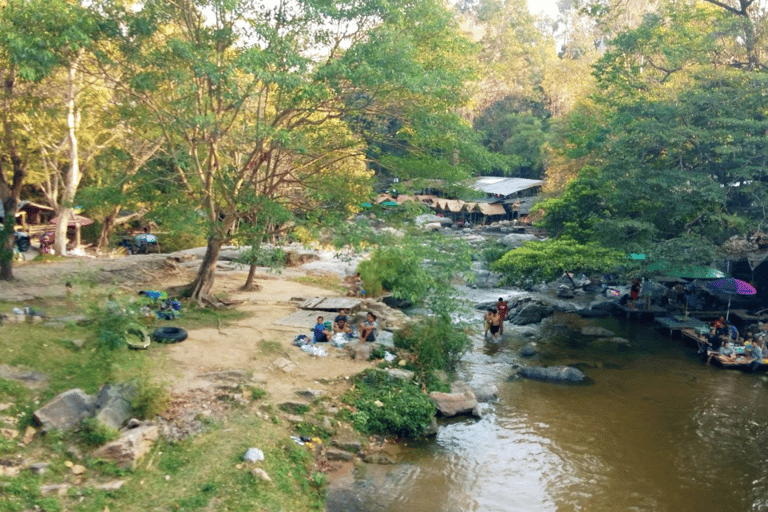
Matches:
[32,384,158,469]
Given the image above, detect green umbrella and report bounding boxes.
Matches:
[628,253,646,260]
[381,201,398,206]
[665,266,726,279]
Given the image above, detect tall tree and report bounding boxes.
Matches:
[115,0,480,304]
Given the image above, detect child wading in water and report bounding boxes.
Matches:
[486,309,501,342]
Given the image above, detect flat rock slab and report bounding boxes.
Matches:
[518,366,585,383]
[581,327,615,337]
[0,365,48,389]
[34,389,95,431]
[300,297,362,311]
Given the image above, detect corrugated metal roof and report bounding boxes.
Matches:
[472,177,543,196]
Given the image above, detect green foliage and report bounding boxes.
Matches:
[249,386,267,401]
[481,242,509,265]
[491,238,626,286]
[394,316,471,374]
[78,417,121,447]
[346,370,435,439]
[280,403,310,415]
[130,374,170,420]
[357,233,473,307]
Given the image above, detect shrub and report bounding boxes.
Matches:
[394,316,471,374]
[78,417,120,447]
[131,376,170,420]
[346,370,435,439]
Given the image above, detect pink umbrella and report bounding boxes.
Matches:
[707,278,757,320]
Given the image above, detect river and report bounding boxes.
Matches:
[326,288,768,512]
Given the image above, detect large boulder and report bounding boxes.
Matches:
[94,383,137,430]
[518,366,585,383]
[345,342,374,361]
[499,233,539,248]
[34,389,96,431]
[511,303,555,325]
[92,424,159,469]
[429,390,480,417]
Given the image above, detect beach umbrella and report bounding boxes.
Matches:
[707,278,757,320]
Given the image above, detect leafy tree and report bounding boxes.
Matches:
[491,238,625,285]
[114,0,482,304]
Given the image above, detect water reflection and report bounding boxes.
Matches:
[327,322,768,512]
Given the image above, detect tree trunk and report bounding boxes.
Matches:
[97,204,121,252]
[0,197,18,280]
[188,235,224,303]
[242,263,261,291]
[54,56,82,256]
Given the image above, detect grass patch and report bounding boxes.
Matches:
[258,340,285,356]
[249,386,268,401]
[292,275,347,294]
[280,403,310,415]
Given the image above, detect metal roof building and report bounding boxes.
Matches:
[471,177,544,197]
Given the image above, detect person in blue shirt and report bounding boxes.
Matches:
[749,339,763,372]
[314,316,331,343]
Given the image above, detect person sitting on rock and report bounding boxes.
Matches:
[359,312,378,342]
[334,309,352,337]
[313,316,331,343]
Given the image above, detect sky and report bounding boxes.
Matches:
[527,0,560,19]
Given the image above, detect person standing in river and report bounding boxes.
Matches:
[496,297,509,335]
[487,308,501,342]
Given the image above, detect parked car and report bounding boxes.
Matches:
[0,224,30,252]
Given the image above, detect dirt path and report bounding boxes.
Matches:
[2,254,372,404]
[162,271,374,403]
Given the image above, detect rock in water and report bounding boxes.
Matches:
[581,327,615,337]
[429,390,480,417]
[518,366,585,383]
[511,304,555,325]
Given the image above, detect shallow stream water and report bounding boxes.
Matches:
[327,289,768,512]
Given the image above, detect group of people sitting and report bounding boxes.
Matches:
[705,316,767,372]
[313,308,378,343]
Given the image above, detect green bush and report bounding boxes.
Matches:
[394,316,471,374]
[491,237,625,286]
[131,375,170,420]
[346,370,435,439]
[78,417,121,447]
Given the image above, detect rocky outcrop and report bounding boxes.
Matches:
[511,303,555,325]
[94,383,137,430]
[517,366,585,383]
[429,390,480,417]
[92,424,159,469]
[34,389,96,431]
[344,342,374,361]
[499,233,539,248]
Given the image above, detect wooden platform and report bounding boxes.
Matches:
[655,316,710,336]
[299,297,362,311]
[616,303,667,319]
